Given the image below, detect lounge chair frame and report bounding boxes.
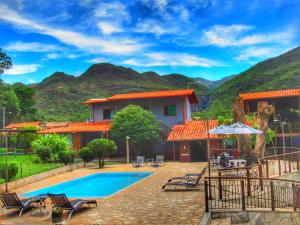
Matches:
[162,167,206,191]
[48,193,97,219]
[0,192,34,217]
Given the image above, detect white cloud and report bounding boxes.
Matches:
[172,5,190,21]
[122,52,223,67]
[143,0,168,12]
[86,57,107,63]
[0,4,144,55]
[234,46,294,62]
[202,24,295,47]
[3,64,41,75]
[97,22,122,35]
[66,53,80,59]
[28,79,37,83]
[135,20,176,36]
[42,53,60,61]
[4,41,61,52]
[94,1,129,21]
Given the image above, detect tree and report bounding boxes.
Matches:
[0,48,12,74]
[232,97,252,156]
[13,83,37,121]
[0,81,20,126]
[111,105,162,155]
[254,101,275,158]
[87,138,117,168]
[32,134,71,162]
[79,147,94,166]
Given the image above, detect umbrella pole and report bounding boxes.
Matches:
[206,119,211,199]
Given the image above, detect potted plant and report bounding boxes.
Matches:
[51,208,64,224]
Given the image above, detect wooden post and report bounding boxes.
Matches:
[246,169,251,196]
[205,180,209,212]
[288,158,292,173]
[218,171,222,199]
[259,165,263,191]
[241,180,245,210]
[292,183,297,212]
[278,159,281,176]
[125,136,130,164]
[297,153,300,171]
[270,181,275,211]
[266,160,269,178]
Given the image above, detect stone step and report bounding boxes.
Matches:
[210,217,231,225]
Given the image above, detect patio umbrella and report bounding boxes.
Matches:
[209,124,232,134]
[209,122,262,135]
[228,122,262,134]
[208,122,262,161]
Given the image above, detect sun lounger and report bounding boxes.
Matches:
[48,193,97,219]
[132,156,145,168]
[151,155,165,167]
[162,167,206,191]
[0,192,36,217]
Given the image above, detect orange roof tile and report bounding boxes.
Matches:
[167,120,220,141]
[5,122,40,130]
[82,89,198,104]
[240,88,300,100]
[38,121,111,134]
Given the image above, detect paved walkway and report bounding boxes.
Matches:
[0,162,206,225]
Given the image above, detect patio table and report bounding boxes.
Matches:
[228,159,246,168]
[30,194,49,215]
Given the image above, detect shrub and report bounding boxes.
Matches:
[34,146,52,162]
[88,139,117,168]
[0,163,19,181]
[32,134,71,162]
[79,147,94,164]
[58,150,75,165]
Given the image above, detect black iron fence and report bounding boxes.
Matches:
[205,176,300,212]
[259,150,300,178]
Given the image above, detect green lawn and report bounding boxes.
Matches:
[0,154,64,184]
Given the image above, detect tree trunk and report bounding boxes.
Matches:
[98,158,101,168]
[254,101,275,158]
[232,97,252,156]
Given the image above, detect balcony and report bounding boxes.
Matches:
[272,121,300,134]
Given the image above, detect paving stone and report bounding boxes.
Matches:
[0,162,206,225]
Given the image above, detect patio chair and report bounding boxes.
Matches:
[132,156,145,168]
[151,155,165,167]
[162,167,206,191]
[0,192,35,217]
[48,193,97,219]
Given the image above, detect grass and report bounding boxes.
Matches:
[0,151,127,184]
[0,154,64,184]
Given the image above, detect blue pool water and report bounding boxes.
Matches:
[22,172,153,198]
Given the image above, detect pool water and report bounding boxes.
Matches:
[22,172,153,198]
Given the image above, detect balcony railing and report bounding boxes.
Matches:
[272,121,300,134]
[205,150,300,212]
[205,177,300,212]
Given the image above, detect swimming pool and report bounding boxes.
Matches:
[22,172,153,198]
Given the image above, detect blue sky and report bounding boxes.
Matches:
[0,0,299,84]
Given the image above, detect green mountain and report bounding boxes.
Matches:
[35,63,208,121]
[195,75,236,89]
[210,46,300,109]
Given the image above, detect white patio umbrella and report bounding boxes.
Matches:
[209,124,233,134]
[208,122,262,161]
[209,122,262,135]
[228,122,263,134]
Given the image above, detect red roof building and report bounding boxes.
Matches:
[83,89,198,104]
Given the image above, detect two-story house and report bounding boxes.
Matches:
[39,89,201,161]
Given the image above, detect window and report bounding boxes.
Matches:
[103,109,115,119]
[164,105,176,116]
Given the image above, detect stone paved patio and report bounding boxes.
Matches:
[0,162,206,225]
